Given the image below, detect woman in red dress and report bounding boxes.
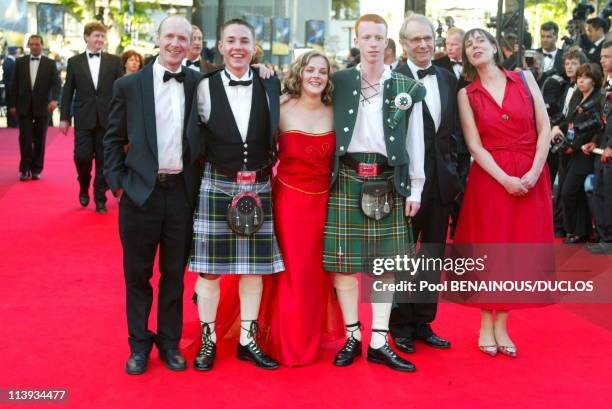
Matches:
[455,29,554,357]
[267,51,343,366]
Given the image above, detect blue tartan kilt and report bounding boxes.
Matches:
[188,163,285,275]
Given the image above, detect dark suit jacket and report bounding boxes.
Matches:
[587,40,604,67]
[395,63,461,204]
[433,55,470,90]
[8,55,60,117]
[536,48,564,76]
[60,52,123,129]
[103,63,203,208]
[2,56,16,103]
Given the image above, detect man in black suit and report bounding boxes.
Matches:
[183,25,217,74]
[585,17,608,68]
[60,21,123,213]
[434,27,470,237]
[390,14,460,354]
[104,15,203,375]
[8,35,60,181]
[3,46,19,128]
[8,34,60,181]
[538,21,564,76]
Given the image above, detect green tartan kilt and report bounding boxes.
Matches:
[323,153,415,273]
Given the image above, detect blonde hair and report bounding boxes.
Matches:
[282,51,333,106]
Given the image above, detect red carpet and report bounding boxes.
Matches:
[0,128,611,408]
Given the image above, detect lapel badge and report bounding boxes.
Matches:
[394,92,413,111]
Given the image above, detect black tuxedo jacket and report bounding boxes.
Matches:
[536,48,564,76]
[8,55,60,117]
[395,63,461,204]
[433,55,470,90]
[103,63,203,208]
[189,67,281,163]
[60,52,123,129]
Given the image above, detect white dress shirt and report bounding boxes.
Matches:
[29,55,41,89]
[589,37,605,55]
[562,84,577,117]
[197,69,254,142]
[183,56,202,72]
[406,59,442,132]
[85,48,101,89]
[542,49,558,73]
[450,59,462,80]
[347,64,425,203]
[153,58,185,173]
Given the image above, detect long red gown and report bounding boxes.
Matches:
[453,70,554,308]
[266,130,344,366]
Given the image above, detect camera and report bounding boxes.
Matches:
[574,113,602,136]
[550,134,572,154]
[524,49,536,68]
[573,1,595,21]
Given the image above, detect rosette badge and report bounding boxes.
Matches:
[394,92,413,111]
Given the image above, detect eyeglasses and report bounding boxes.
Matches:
[407,36,433,46]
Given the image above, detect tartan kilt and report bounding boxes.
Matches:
[188,163,285,275]
[323,153,415,273]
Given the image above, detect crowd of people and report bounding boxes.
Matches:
[0,9,610,377]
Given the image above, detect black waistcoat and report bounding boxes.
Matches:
[205,71,272,171]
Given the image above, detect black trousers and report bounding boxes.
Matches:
[450,152,471,234]
[119,177,192,353]
[561,163,592,238]
[592,163,612,242]
[18,113,49,174]
[553,154,568,234]
[74,126,107,203]
[390,185,451,339]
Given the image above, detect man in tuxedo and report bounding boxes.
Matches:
[585,17,608,68]
[183,25,217,74]
[538,21,564,76]
[3,46,19,128]
[434,27,470,237]
[104,15,203,375]
[390,14,460,354]
[8,35,60,181]
[60,21,123,213]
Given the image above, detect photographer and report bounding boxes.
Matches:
[583,41,612,254]
[585,17,609,68]
[552,63,603,244]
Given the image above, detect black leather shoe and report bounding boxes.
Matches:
[367,343,416,372]
[416,332,451,348]
[95,201,108,214]
[393,336,416,353]
[159,348,187,371]
[194,322,216,371]
[31,173,40,180]
[334,321,363,366]
[79,190,89,207]
[237,321,278,369]
[19,171,30,181]
[125,351,149,375]
[564,235,587,244]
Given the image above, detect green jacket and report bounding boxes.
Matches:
[330,67,426,197]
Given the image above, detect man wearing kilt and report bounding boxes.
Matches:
[188,19,284,370]
[323,14,427,372]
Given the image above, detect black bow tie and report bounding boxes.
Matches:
[186,59,201,67]
[163,70,185,83]
[451,60,462,66]
[225,70,252,87]
[88,52,100,58]
[30,57,40,61]
[417,66,436,79]
[543,53,553,59]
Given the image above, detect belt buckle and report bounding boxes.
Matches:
[236,171,257,184]
[357,163,380,177]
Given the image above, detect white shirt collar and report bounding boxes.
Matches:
[406,58,432,79]
[30,54,42,60]
[153,57,183,82]
[595,37,605,47]
[223,68,253,82]
[355,63,392,83]
[85,48,101,56]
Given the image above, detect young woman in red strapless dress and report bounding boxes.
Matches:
[266,51,343,366]
[455,29,554,358]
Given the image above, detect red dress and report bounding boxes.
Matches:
[266,130,343,366]
[453,70,554,308]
